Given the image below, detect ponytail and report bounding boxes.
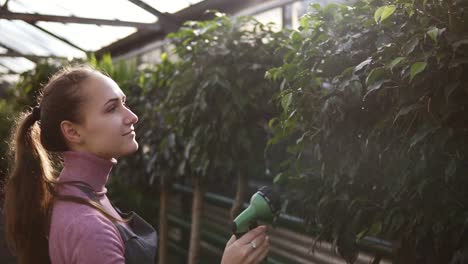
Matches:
[4,110,55,264]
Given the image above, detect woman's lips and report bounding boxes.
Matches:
[122,130,135,136]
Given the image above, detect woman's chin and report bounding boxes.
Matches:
[115,142,139,158]
[127,142,139,154]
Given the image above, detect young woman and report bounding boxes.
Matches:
[3,65,270,264]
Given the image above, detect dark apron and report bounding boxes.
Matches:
[63,181,158,264]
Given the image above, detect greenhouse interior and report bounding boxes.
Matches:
[0,0,467,263]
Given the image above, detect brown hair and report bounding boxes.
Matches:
[3,65,126,264]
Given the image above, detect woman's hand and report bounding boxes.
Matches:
[220,225,270,264]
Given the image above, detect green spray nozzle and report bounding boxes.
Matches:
[232,186,281,237]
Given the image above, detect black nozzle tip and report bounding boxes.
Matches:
[258,186,281,214]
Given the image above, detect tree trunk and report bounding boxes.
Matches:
[158,178,169,264]
[187,176,203,264]
[230,172,247,221]
[181,182,191,250]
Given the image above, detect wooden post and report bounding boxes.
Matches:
[158,177,168,264]
[187,176,203,264]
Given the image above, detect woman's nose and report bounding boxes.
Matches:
[124,108,138,124]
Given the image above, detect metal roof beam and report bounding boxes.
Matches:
[0,71,17,75]
[0,10,161,30]
[0,42,41,63]
[28,22,88,53]
[1,0,10,10]
[0,51,67,61]
[0,42,12,50]
[127,0,168,18]
[0,62,19,74]
[127,0,180,29]
[0,11,87,59]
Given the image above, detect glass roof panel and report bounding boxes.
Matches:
[141,0,204,14]
[0,73,20,84]
[0,64,9,74]
[8,0,157,23]
[4,0,162,52]
[0,20,86,58]
[0,0,209,77]
[0,57,35,73]
[36,22,138,51]
[253,8,283,32]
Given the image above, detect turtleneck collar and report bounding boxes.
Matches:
[59,151,117,194]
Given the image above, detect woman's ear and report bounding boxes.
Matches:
[60,120,83,145]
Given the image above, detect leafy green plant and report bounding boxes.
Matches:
[0,98,16,180]
[267,0,468,262]
[165,13,286,264]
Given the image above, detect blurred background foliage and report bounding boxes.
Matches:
[266,0,468,262]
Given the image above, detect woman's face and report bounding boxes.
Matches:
[75,72,139,160]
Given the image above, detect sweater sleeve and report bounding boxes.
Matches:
[65,213,125,264]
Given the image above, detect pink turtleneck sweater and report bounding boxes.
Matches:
[49,151,126,264]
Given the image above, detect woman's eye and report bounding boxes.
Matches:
[108,101,127,112]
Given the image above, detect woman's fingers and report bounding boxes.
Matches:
[221,226,271,264]
[225,235,236,248]
[236,225,267,244]
[245,232,267,251]
[245,236,270,264]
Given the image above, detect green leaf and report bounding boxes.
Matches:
[374,7,385,23]
[291,31,302,42]
[364,67,386,98]
[427,27,438,43]
[404,3,415,17]
[427,27,445,43]
[273,172,284,183]
[268,118,278,129]
[375,5,396,23]
[388,57,406,70]
[296,131,310,145]
[356,229,368,241]
[452,39,468,52]
[366,67,385,86]
[444,82,460,103]
[380,5,396,22]
[394,103,424,122]
[282,93,293,111]
[410,62,427,82]
[369,222,382,235]
[410,127,437,148]
[364,80,385,99]
[354,58,372,73]
[449,58,468,68]
[403,37,419,55]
